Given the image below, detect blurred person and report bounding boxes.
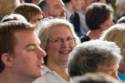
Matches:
[85,2,114,40]
[1,13,27,22]
[13,3,43,25]
[115,0,125,20]
[67,40,122,79]
[0,21,46,83]
[83,0,99,10]
[62,0,85,41]
[80,0,103,35]
[77,0,90,36]
[0,0,20,21]
[100,24,125,82]
[71,73,121,83]
[38,0,65,18]
[33,18,80,83]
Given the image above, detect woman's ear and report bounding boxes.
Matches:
[1,53,14,67]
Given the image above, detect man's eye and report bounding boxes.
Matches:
[26,46,36,51]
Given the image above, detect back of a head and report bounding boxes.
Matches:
[85,2,113,30]
[67,40,121,77]
[14,3,42,22]
[1,13,28,22]
[71,73,121,83]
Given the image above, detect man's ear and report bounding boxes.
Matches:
[1,53,14,67]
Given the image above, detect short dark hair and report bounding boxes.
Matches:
[0,21,35,72]
[14,3,42,21]
[38,0,47,11]
[85,2,113,30]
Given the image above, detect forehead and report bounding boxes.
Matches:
[14,30,40,44]
[48,25,72,37]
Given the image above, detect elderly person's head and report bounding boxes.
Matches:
[37,18,80,65]
[67,40,122,78]
[100,24,125,77]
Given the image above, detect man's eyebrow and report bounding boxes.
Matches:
[25,44,37,48]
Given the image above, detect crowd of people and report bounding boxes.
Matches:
[0,0,125,83]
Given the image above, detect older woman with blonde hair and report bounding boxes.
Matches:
[33,18,80,83]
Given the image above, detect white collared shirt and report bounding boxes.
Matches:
[32,66,69,83]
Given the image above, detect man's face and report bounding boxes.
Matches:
[11,30,46,79]
[46,26,75,65]
[46,0,65,18]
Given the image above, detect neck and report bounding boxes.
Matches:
[0,70,33,83]
[47,61,69,82]
[87,29,102,40]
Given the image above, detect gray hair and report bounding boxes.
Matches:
[37,18,80,50]
[68,40,122,77]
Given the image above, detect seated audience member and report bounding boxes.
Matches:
[13,3,43,24]
[85,2,114,40]
[115,0,125,20]
[33,18,80,83]
[0,21,46,83]
[1,13,27,22]
[71,73,121,83]
[62,0,87,42]
[38,0,65,18]
[0,0,20,21]
[100,24,125,82]
[67,40,122,79]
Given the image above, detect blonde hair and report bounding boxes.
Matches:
[100,24,125,56]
